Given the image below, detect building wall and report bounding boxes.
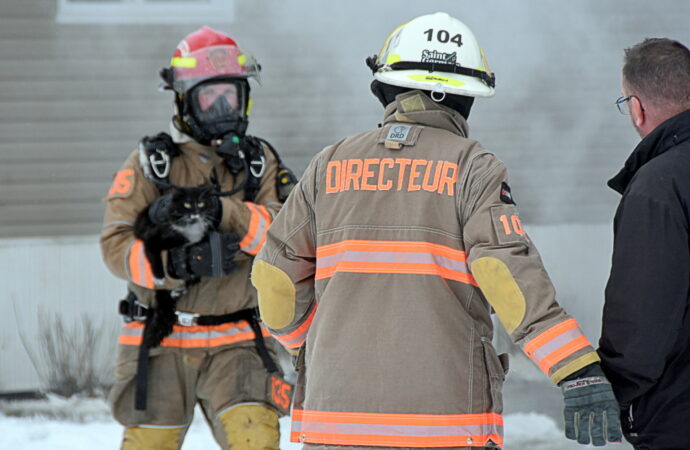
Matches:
[0,236,124,392]
[1,1,689,238]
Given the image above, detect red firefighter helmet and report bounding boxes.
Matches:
[164,26,261,94]
[161,26,261,144]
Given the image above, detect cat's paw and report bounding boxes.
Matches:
[153,277,166,287]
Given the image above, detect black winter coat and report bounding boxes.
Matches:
[599,109,690,450]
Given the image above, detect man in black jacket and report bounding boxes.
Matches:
[599,38,690,450]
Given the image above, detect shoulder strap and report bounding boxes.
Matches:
[241,135,266,202]
[138,132,181,192]
[254,136,298,202]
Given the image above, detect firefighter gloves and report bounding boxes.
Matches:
[561,366,622,446]
[168,231,240,279]
[147,192,175,225]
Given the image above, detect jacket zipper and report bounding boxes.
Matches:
[627,403,638,436]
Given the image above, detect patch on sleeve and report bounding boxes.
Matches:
[500,182,515,205]
[490,205,528,244]
[107,169,135,199]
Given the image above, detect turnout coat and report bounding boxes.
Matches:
[252,91,599,449]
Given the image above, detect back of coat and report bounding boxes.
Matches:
[254,91,599,449]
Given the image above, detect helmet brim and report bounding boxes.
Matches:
[374,69,495,98]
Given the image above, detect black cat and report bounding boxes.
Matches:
[133,186,220,348]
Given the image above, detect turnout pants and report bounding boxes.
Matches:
[109,341,285,450]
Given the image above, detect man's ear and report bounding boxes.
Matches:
[631,96,646,128]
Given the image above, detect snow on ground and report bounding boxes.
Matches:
[0,396,629,450]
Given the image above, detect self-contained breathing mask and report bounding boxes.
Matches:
[155,65,297,201]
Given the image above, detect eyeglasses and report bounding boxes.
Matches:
[615,95,644,115]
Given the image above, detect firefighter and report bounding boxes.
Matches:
[251,12,621,449]
[101,26,295,450]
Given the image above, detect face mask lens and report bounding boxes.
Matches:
[185,79,248,142]
[195,82,240,113]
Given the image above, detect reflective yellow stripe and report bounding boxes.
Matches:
[170,57,197,68]
[550,352,601,384]
[407,74,465,87]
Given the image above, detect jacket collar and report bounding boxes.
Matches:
[382,90,470,138]
[609,108,690,194]
[178,139,225,166]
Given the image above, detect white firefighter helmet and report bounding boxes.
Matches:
[367,12,495,98]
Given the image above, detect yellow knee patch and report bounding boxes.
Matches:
[252,260,296,329]
[122,426,183,450]
[219,404,279,450]
[471,257,526,334]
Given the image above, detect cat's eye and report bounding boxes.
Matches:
[198,202,205,208]
[184,202,192,209]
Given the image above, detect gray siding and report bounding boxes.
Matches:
[1,0,689,237]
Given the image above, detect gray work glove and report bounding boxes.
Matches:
[561,364,622,446]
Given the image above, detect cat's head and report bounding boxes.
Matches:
[167,186,221,228]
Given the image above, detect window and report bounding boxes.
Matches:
[56,0,234,24]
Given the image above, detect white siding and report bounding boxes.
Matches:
[0,236,125,392]
[0,1,689,237]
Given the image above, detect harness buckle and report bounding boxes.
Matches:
[175,311,200,327]
[250,154,266,178]
[149,150,171,179]
[118,293,149,323]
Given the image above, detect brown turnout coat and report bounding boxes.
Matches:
[102,138,281,314]
[253,91,599,449]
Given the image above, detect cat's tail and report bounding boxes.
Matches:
[144,290,178,348]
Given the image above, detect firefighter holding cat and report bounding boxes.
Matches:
[100,27,295,450]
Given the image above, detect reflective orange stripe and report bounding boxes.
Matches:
[272,304,317,349]
[292,410,502,426]
[523,318,593,375]
[291,409,503,447]
[257,204,271,221]
[523,318,578,355]
[317,240,468,259]
[128,239,154,289]
[240,203,260,248]
[239,202,271,255]
[536,336,591,374]
[315,240,476,286]
[316,261,476,284]
[118,320,271,348]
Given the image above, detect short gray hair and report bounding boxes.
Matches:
[623,38,690,109]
